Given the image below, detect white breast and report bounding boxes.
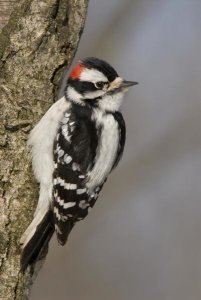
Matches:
[86,110,119,191]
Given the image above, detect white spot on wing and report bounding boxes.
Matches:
[55,177,77,190]
[58,149,64,158]
[79,175,85,179]
[72,162,80,171]
[64,154,72,164]
[79,200,89,209]
[55,195,76,209]
[65,183,77,190]
[77,188,86,194]
[62,125,68,132]
[54,207,61,220]
[63,201,76,209]
[57,177,65,186]
[55,224,62,234]
[61,125,72,142]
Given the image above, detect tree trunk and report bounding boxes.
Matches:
[0,0,89,298]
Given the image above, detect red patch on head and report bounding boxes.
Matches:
[69,63,84,79]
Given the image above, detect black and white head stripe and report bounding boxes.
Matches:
[81,57,119,82]
[67,79,98,95]
[68,57,119,84]
[66,57,122,104]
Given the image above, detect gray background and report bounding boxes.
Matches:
[31,1,201,299]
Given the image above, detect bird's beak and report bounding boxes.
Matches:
[108,78,138,94]
[120,80,138,88]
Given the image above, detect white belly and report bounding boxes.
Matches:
[86,111,119,190]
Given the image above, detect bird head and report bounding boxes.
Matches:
[65,57,138,112]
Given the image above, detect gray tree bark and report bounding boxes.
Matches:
[0,0,89,298]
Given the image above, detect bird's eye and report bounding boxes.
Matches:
[94,81,107,90]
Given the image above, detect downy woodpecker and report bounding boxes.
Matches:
[20,57,137,270]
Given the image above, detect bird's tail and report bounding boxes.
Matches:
[20,210,54,271]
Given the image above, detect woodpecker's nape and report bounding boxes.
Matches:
[20,57,137,270]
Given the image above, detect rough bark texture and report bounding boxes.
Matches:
[0,0,89,298]
[0,1,16,31]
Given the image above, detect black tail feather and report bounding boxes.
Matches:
[56,219,75,246]
[21,211,54,271]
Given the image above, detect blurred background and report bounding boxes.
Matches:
[31,0,201,299]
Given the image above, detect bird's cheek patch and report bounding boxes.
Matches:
[69,64,84,79]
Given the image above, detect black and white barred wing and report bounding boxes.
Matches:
[53,111,98,245]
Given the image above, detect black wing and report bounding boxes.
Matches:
[53,108,99,245]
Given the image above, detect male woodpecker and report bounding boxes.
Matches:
[20,57,137,270]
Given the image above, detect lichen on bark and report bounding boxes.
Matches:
[0,0,89,298]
